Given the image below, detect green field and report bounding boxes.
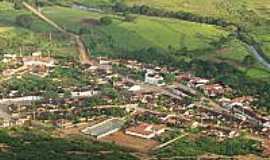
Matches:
[0,1,269,79]
[40,6,270,79]
[156,136,262,158]
[0,127,137,160]
[41,6,228,51]
[0,2,77,58]
[122,0,270,22]
[122,0,270,59]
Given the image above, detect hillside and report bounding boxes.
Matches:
[0,0,270,104]
[121,0,270,58]
[0,1,269,159]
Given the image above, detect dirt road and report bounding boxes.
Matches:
[22,2,92,64]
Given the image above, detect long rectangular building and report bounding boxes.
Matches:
[82,118,124,139]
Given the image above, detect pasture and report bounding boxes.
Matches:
[0,1,269,80]
[41,6,229,51]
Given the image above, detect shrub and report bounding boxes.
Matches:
[100,16,113,25]
[16,14,33,28]
[124,14,136,22]
[14,0,24,10]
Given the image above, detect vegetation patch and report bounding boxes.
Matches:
[0,127,138,160]
[156,136,262,158]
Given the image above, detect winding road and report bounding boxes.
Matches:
[22,2,92,64]
[248,45,270,70]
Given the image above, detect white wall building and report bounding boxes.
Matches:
[82,118,124,139]
[125,123,166,139]
[144,70,164,85]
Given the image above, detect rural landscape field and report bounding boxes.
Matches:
[0,0,269,160]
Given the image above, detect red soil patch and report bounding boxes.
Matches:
[100,131,159,153]
[263,140,270,157]
[81,18,100,27]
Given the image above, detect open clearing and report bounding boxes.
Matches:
[41,6,228,51]
[123,0,270,60]
[0,27,12,33]
[100,131,159,153]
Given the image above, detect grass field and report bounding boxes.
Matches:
[68,0,270,61]
[0,3,77,58]
[0,26,77,58]
[39,6,270,79]
[0,1,269,80]
[0,27,12,33]
[0,127,138,160]
[41,6,228,51]
[122,0,270,59]
[122,0,270,22]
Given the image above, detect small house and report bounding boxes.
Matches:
[125,123,166,139]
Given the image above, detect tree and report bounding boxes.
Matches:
[100,16,113,25]
[14,0,23,10]
[163,73,176,84]
[242,55,256,67]
[123,13,136,22]
[16,14,33,28]
[113,2,128,12]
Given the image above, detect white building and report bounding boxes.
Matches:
[128,85,141,92]
[82,118,124,139]
[71,90,100,98]
[144,70,164,85]
[23,56,55,67]
[125,123,166,139]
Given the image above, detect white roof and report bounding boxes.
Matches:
[32,51,42,56]
[82,118,124,137]
[128,85,141,92]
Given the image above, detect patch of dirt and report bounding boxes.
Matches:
[100,131,160,153]
[80,18,100,27]
[0,143,10,153]
[263,140,270,157]
[234,154,267,160]
[217,48,231,54]
[53,118,107,138]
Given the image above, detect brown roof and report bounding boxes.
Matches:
[232,96,254,103]
[126,123,165,136]
[23,56,54,63]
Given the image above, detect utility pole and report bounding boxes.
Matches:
[49,32,52,41]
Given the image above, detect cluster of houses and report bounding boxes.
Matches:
[1,52,55,78]
[144,69,165,86]
[0,54,269,147]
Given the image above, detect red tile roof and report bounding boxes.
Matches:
[126,123,165,136]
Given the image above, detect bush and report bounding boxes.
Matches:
[100,16,113,25]
[113,2,128,12]
[14,0,24,10]
[16,14,33,28]
[242,55,256,67]
[124,14,136,22]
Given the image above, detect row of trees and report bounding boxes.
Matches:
[113,2,231,27]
